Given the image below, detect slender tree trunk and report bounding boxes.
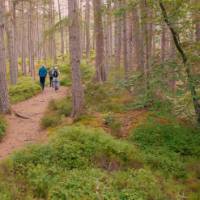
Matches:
[161,23,167,62]
[93,0,106,82]
[21,1,26,75]
[85,0,91,60]
[42,5,47,61]
[58,0,65,57]
[132,7,141,70]
[160,0,200,123]
[68,0,84,118]
[0,2,10,113]
[127,12,133,69]
[169,33,176,93]
[5,1,18,84]
[28,1,35,78]
[122,7,129,78]
[114,0,122,70]
[140,0,150,90]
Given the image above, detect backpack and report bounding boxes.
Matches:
[53,70,58,78]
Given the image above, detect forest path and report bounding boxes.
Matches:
[0,86,67,160]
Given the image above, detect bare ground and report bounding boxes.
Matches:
[0,86,67,160]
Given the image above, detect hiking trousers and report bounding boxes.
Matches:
[40,76,46,90]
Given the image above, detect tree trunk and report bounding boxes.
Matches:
[93,0,106,82]
[161,23,167,62]
[58,0,65,57]
[85,0,91,60]
[68,0,84,118]
[122,7,129,78]
[28,1,35,78]
[160,0,200,123]
[21,1,27,75]
[132,7,141,70]
[127,12,133,69]
[114,0,122,70]
[5,1,18,84]
[0,2,10,113]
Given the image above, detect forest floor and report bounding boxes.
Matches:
[0,86,67,160]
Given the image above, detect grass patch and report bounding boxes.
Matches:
[9,77,41,103]
[41,97,72,128]
[0,126,177,199]
[0,116,6,141]
[58,59,95,86]
[129,116,200,178]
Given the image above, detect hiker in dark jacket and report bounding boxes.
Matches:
[38,65,47,90]
[52,66,60,91]
[49,67,54,87]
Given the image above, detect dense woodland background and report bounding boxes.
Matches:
[0,0,200,199]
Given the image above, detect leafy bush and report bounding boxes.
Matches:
[0,125,190,199]
[9,77,41,103]
[10,126,142,172]
[129,117,200,177]
[58,60,94,86]
[41,97,72,128]
[49,169,168,200]
[85,82,126,112]
[41,115,61,128]
[0,116,6,140]
[104,112,122,136]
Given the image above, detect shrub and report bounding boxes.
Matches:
[0,116,6,140]
[49,169,168,200]
[9,77,41,103]
[104,112,122,136]
[41,115,61,128]
[129,117,200,177]
[58,60,94,86]
[41,97,72,128]
[0,126,184,199]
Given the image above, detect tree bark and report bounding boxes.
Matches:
[0,1,10,113]
[58,0,65,57]
[122,6,129,78]
[28,1,35,78]
[93,0,106,82]
[85,0,91,60]
[132,6,141,70]
[68,0,84,118]
[5,1,18,84]
[21,1,27,75]
[160,0,200,123]
[114,0,122,70]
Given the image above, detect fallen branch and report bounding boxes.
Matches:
[12,109,31,120]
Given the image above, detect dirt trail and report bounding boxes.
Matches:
[0,87,67,160]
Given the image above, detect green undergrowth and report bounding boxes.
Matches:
[9,77,41,103]
[128,115,200,198]
[58,59,95,86]
[0,116,6,141]
[41,96,72,128]
[0,126,176,200]
[85,82,135,113]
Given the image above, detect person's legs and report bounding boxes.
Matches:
[43,77,46,90]
[40,77,45,90]
[50,77,53,87]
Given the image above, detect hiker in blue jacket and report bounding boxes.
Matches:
[38,65,48,90]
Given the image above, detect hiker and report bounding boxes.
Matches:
[38,65,47,90]
[52,66,60,91]
[49,67,54,87]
